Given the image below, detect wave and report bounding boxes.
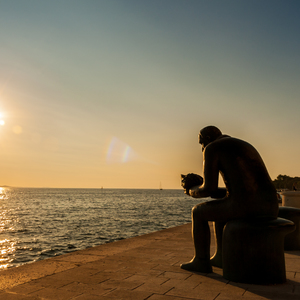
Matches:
[0,188,206,270]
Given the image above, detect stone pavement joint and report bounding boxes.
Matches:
[0,223,299,299]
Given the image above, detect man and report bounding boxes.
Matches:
[181,126,278,273]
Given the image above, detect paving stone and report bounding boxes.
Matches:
[94,271,135,280]
[217,284,247,296]
[29,286,82,299]
[130,268,164,277]
[98,279,143,290]
[153,264,190,273]
[158,271,191,280]
[134,282,173,294]
[0,292,41,299]
[120,263,160,273]
[294,272,300,283]
[50,254,102,264]
[285,258,300,272]
[148,257,180,266]
[147,295,191,300]
[6,281,51,295]
[243,290,299,300]
[0,223,299,300]
[215,295,268,300]
[0,260,77,290]
[161,278,201,289]
[38,267,110,285]
[244,283,296,300]
[83,259,127,272]
[166,284,220,300]
[124,274,168,285]
[58,281,114,296]
[246,282,294,294]
[101,288,152,299]
[72,294,106,300]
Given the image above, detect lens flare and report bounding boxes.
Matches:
[122,146,130,163]
[105,136,158,165]
[106,137,136,164]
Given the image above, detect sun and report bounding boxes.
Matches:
[0,114,4,126]
[0,112,5,126]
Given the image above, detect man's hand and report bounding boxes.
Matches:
[188,185,201,198]
[184,188,190,196]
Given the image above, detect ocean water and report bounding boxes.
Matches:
[0,187,206,270]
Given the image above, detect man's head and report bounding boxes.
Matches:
[198,126,222,151]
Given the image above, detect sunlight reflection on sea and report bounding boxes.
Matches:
[0,188,207,270]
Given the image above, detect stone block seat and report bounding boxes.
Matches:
[222,217,295,284]
[278,206,300,250]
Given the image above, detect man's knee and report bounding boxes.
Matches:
[192,200,231,222]
[192,204,206,220]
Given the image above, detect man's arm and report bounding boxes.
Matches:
[189,146,220,198]
[210,187,227,198]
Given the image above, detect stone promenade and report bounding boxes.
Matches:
[0,222,299,299]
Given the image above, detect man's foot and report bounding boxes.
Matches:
[180,257,212,273]
[210,252,222,268]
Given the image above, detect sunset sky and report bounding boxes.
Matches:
[0,0,299,189]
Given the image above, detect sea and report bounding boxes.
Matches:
[0,187,207,271]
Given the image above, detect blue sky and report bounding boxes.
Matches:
[0,0,299,188]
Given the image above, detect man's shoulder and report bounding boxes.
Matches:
[214,135,248,145]
[207,135,232,147]
[206,135,249,152]
[208,136,256,155]
[204,136,229,155]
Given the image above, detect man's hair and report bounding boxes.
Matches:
[200,126,222,141]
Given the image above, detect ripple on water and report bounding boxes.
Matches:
[0,188,207,270]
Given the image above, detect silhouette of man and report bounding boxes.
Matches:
[181,126,278,273]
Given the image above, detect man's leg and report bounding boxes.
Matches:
[210,221,226,268]
[181,199,231,273]
[180,205,212,272]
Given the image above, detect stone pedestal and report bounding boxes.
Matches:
[278,206,300,250]
[222,218,295,284]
